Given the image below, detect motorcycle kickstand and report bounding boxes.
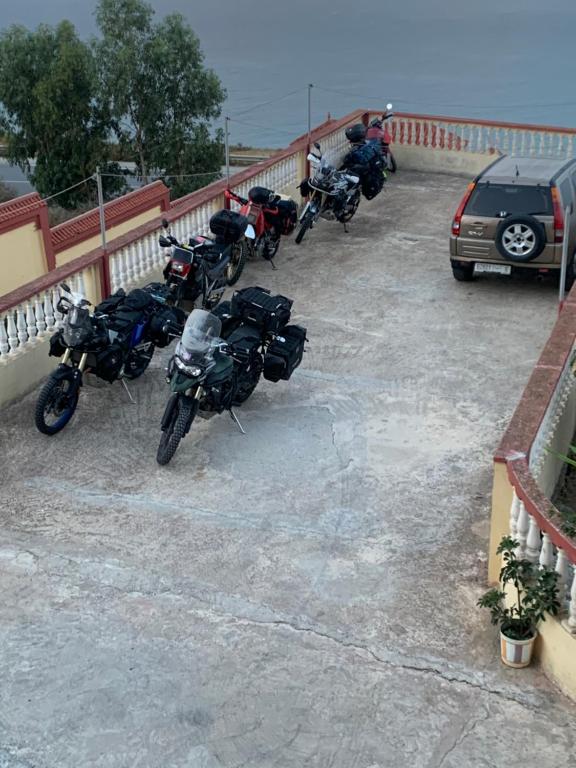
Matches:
[229,408,246,435]
[120,377,136,404]
[342,222,349,233]
[269,258,277,271]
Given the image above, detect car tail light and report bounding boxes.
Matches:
[551,185,564,243]
[171,261,191,276]
[452,182,475,236]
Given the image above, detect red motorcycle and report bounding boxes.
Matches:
[366,103,397,173]
[224,187,297,275]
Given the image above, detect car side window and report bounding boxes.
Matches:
[560,179,573,209]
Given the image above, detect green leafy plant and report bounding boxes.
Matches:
[478,536,560,640]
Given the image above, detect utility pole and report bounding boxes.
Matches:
[307,83,314,151]
[225,116,231,186]
[95,166,106,249]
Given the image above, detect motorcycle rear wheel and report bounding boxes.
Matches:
[35,375,79,435]
[226,240,247,286]
[156,397,195,465]
[339,190,361,223]
[123,343,155,380]
[295,212,313,244]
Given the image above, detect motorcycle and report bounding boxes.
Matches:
[224,187,298,268]
[295,143,361,245]
[35,282,183,435]
[366,103,396,173]
[156,286,307,465]
[160,209,254,305]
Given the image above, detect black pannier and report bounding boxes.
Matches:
[210,210,248,244]
[93,343,124,382]
[361,168,384,200]
[230,286,292,333]
[95,289,126,316]
[264,325,307,382]
[266,199,298,235]
[248,186,275,205]
[147,306,185,347]
[48,330,67,357]
[345,123,367,143]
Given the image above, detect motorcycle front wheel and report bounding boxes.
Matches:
[295,211,313,244]
[226,240,247,286]
[35,374,80,435]
[156,396,196,465]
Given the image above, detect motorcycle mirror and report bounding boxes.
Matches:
[60,282,71,293]
[159,235,172,248]
[161,218,169,229]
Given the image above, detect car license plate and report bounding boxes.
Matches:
[474,263,511,275]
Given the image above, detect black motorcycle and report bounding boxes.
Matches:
[160,210,253,308]
[295,143,361,244]
[156,286,307,465]
[35,282,183,435]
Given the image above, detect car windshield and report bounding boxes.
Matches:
[177,309,222,361]
[466,183,553,217]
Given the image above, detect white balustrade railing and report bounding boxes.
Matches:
[508,490,576,633]
[0,119,347,365]
[390,114,576,159]
[0,269,90,360]
[529,344,576,498]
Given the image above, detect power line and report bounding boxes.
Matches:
[230,87,306,118]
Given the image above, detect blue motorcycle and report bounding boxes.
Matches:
[34,282,183,435]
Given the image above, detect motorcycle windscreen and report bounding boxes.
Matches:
[176,309,222,364]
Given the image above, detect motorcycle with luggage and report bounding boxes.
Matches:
[295,143,361,244]
[156,286,307,465]
[366,103,396,173]
[341,122,386,200]
[160,210,255,304]
[35,282,184,435]
[224,186,298,268]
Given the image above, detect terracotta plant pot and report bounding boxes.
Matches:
[500,629,537,668]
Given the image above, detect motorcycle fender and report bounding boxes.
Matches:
[171,371,195,393]
[161,393,179,431]
[51,363,83,392]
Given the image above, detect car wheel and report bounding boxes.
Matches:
[495,215,545,263]
[451,261,474,282]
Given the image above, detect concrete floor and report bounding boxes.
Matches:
[1,171,575,767]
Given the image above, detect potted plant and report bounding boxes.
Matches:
[478,536,560,668]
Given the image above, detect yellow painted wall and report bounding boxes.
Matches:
[488,461,514,583]
[0,221,48,294]
[55,205,163,267]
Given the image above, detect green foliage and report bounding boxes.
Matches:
[94,0,225,198]
[0,21,125,207]
[477,536,560,640]
[0,180,17,204]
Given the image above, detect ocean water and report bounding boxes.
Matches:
[4,0,576,148]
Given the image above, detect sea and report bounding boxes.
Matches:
[2,0,576,189]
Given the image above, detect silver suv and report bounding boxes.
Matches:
[450,156,576,287]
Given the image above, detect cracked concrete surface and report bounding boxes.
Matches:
[1,171,575,766]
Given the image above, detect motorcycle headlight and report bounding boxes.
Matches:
[175,357,203,377]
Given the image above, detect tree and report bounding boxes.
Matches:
[95,0,226,198]
[0,22,124,207]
